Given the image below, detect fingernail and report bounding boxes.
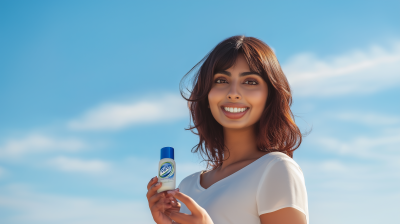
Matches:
[176,188,180,192]
[156,182,160,186]
[166,190,176,195]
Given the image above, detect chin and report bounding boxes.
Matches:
[217,118,254,130]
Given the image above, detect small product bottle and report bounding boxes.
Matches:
[157,147,176,193]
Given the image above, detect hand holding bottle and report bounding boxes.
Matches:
[165,189,214,224]
[146,176,181,224]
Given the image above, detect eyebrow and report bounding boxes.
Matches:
[214,70,261,77]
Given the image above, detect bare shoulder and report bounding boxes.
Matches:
[260,207,306,224]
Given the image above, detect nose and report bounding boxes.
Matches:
[227,85,241,100]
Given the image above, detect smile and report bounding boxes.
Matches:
[220,106,249,119]
[223,107,248,113]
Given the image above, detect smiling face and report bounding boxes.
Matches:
[208,53,269,130]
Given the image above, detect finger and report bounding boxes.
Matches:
[147,176,158,190]
[168,211,193,224]
[169,191,202,216]
[146,182,162,200]
[165,190,178,198]
[165,202,180,216]
[151,197,172,212]
[165,200,181,212]
[174,201,181,208]
[148,192,165,208]
[166,196,181,208]
[164,207,180,218]
[170,198,181,208]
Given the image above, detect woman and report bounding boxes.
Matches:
[146,35,309,224]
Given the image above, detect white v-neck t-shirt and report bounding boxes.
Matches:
[177,152,309,224]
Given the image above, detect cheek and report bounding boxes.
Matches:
[247,88,268,112]
[208,88,224,107]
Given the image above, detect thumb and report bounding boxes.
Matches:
[167,190,201,216]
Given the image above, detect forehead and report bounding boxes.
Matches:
[226,54,250,72]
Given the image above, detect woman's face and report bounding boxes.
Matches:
[208,54,268,130]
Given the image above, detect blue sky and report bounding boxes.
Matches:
[0,1,399,223]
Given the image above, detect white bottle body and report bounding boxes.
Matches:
[157,158,176,193]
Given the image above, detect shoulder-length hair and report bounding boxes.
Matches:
[180,35,302,170]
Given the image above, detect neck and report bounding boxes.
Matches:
[220,125,260,171]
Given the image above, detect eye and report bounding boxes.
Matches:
[244,79,258,85]
[215,78,228,84]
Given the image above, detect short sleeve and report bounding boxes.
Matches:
[256,157,308,221]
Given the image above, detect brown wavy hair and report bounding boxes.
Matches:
[180,35,302,170]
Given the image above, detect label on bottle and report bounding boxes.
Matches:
[159,161,174,179]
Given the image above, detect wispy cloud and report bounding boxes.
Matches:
[317,160,347,173]
[315,128,400,163]
[68,94,188,131]
[0,185,153,224]
[283,41,400,97]
[332,112,400,126]
[299,158,400,196]
[48,156,110,174]
[299,159,400,224]
[0,134,86,159]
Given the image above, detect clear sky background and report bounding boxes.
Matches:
[0,1,399,223]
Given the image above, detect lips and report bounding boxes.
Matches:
[220,105,249,119]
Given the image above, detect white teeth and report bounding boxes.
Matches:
[224,107,248,113]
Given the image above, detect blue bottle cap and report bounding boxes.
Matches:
[160,147,174,160]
